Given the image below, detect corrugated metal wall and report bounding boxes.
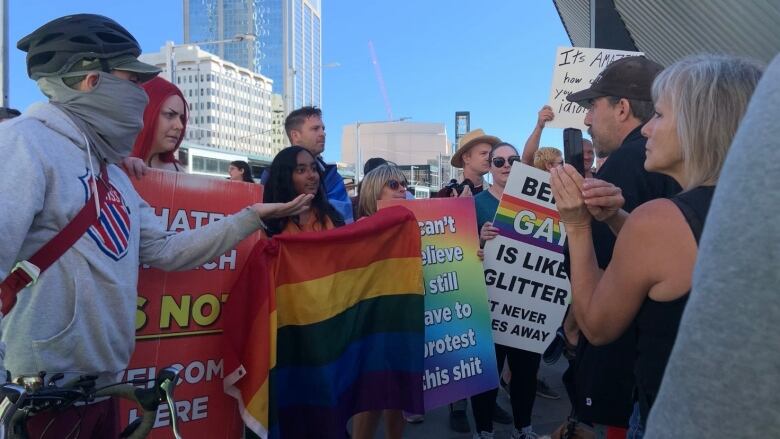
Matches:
[554,0,591,47]
[616,0,780,66]
[554,0,780,66]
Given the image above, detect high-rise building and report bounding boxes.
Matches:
[140,44,281,166]
[183,0,322,112]
[270,93,289,149]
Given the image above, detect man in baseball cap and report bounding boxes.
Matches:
[558,56,681,436]
[567,55,662,159]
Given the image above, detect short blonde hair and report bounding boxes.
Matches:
[652,54,763,189]
[533,147,562,171]
[357,164,408,218]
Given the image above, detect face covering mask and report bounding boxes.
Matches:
[38,72,149,164]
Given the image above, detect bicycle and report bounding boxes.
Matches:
[0,365,184,439]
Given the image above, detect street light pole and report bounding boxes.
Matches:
[165,41,175,83]
[164,34,256,85]
[0,0,8,107]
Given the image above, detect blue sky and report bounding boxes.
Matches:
[8,1,573,163]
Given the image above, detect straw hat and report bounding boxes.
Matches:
[451,129,501,168]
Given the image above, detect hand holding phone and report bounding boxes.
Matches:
[563,128,585,176]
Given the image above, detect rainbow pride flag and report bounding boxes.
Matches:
[223,206,424,438]
[493,193,565,253]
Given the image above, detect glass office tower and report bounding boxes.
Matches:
[184,0,322,111]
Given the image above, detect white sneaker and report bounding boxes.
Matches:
[403,412,424,423]
[510,427,539,439]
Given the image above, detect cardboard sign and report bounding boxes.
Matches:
[547,46,644,130]
[122,170,263,438]
[483,163,571,353]
[379,198,498,410]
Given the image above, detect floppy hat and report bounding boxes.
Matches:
[566,56,663,104]
[451,129,501,168]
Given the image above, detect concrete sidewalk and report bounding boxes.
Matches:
[362,360,571,438]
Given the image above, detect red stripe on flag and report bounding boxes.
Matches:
[502,194,559,218]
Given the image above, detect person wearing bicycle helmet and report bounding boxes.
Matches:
[0,14,312,437]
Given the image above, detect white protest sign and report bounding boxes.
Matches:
[482,163,570,353]
[547,46,644,131]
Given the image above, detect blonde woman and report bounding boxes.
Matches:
[356,164,410,218]
[551,54,762,433]
[351,163,411,439]
[532,146,563,171]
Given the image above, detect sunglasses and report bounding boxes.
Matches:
[386,179,408,190]
[491,156,521,168]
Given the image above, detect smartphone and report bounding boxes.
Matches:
[563,128,585,176]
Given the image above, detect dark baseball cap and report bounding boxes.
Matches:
[0,107,21,120]
[567,56,664,104]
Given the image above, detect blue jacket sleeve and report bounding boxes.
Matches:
[322,163,354,224]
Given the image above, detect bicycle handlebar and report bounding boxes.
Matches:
[0,365,183,439]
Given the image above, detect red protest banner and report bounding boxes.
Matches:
[121,169,262,438]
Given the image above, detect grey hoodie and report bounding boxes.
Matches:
[0,103,264,386]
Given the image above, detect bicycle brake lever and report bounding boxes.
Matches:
[158,366,183,439]
[47,373,65,387]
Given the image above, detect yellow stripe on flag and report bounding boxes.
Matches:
[239,309,276,432]
[246,377,271,428]
[276,257,423,327]
[269,309,277,369]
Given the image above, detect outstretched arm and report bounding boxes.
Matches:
[139,194,313,271]
[522,105,554,165]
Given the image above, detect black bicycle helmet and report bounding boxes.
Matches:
[17,14,155,80]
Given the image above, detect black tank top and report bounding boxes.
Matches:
[634,185,716,424]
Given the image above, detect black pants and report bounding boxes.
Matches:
[471,343,541,432]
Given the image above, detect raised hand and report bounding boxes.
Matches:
[537,105,555,129]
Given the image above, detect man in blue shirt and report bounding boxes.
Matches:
[263,107,354,223]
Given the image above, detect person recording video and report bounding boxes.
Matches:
[436,129,500,198]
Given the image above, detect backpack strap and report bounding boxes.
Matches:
[0,164,109,315]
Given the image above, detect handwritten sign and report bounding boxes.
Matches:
[547,46,643,130]
[380,198,499,410]
[483,163,570,353]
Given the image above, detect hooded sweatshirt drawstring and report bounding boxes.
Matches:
[83,132,101,218]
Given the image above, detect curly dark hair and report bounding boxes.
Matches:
[263,146,344,236]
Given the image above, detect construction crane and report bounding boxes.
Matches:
[368,40,394,120]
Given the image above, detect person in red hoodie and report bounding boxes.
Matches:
[130,76,187,172]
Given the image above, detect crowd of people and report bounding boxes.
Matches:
[0,11,777,439]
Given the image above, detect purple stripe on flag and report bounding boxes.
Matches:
[274,370,423,439]
[494,222,563,253]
